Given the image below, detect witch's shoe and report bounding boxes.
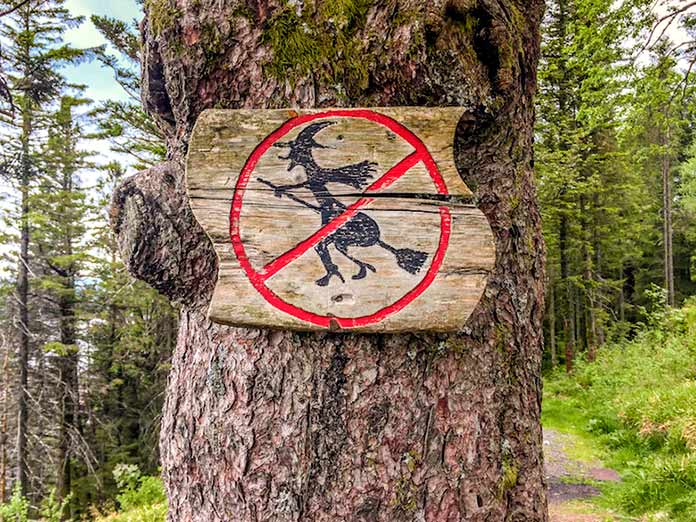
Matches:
[316,265,345,287]
[352,262,376,280]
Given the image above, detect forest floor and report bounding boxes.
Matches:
[545,428,624,522]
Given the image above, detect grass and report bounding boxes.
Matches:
[549,500,622,521]
[543,299,696,522]
[94,503,167,522]
[543,398,604,464]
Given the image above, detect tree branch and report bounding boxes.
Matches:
[639,0,696,54]
[0,0,31,18]
[110,161,217,305]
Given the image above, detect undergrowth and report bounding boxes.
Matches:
[93,465,167,522]
[0,465,167,521]
[544,299,696,521]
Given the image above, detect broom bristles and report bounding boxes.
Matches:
[394,248,428,275]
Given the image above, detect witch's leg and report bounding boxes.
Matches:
[315,239,345,287]
[335,241,376,280]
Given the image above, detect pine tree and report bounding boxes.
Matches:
[537,0,653,367]
[678,141,696,290]
[0,0,87,497]
[78,161,176,508]
[623,42,696,309]
[31,94,92,509]
[90,15,166,170]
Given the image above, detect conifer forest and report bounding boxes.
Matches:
[0,0,695,521]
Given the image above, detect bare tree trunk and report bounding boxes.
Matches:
[580,197,596,362]
[56,293,77,508]
[0,336,9,503]
[662,130,675,307]
[548,276,557,368]
[112,2,547,520]
[16,84,31,498]
[619,262,625,323]
[592,194,605,348]
[575,286,582,349]
[560,214,575,373]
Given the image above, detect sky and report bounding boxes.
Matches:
[63,0,141,105]
[55,0,143,170]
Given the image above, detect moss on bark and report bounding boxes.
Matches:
[261,0,372,90]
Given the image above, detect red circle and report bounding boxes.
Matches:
[230,109,452,329]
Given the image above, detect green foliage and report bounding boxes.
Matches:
[96,502,167,522]
[113,464,166,513]
[538,0,696,367]
[90,15,165,170]
[39,490,73,522]
[43,341,79,356]
[544,300,696,520]
[91,15,140,62]
[1,2,172,516]
[0,488,71,522]
[537,0,655,360]
[678,141,696,281]
[0,0,90,111]
[0,484,30,522]
[92,465,167,522]
[143,0,181,37]
[66,161,177,512]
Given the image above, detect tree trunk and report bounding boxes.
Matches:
[56,112,79,512]
[548,276,557,368]
[559,214,574,373]
[580,196,596,362]
[618,262,625,323]
[662,129,675,307]
[592,194,604,347]
[553,0,575,373]
[0,339,9,503]
[56,292,77,507]
[112,1,547,520]
[16,72,31,498]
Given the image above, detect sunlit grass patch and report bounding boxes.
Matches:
[544,300,696,522]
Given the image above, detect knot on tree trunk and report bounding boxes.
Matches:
[110,161,217,305]
[141,17,176,136]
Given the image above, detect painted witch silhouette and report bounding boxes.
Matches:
[258,121,429,287]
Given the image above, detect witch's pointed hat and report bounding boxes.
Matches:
[273,121,335,151]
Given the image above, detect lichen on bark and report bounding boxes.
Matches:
[112,1,549,520]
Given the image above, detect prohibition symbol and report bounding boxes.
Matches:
[230,109,452,329]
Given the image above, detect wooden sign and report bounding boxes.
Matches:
[186,108,496,333]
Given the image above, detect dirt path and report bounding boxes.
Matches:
[544,428,622,521]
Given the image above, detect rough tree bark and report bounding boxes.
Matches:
[112,1,547,520]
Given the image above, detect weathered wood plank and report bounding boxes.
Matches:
[186,108,496,332]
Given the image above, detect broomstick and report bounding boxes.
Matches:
[257,178,429,275]
[258,178,320,212]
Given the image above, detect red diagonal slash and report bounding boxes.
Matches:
[259,150,425,281]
